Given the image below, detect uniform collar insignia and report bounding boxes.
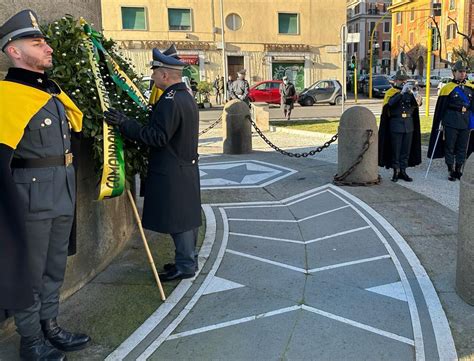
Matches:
[165,90,176,99]
[29,11,39,29]
[37,78,43,84]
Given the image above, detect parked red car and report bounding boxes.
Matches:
[248,80,284,104]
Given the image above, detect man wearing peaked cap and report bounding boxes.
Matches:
[428,60,474,181]
[0,9,90,361]
[378,69,422,182]
[104,47,202,282]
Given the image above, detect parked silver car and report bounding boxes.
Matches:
[298,79,343,106]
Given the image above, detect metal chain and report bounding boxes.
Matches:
[248,117,338,158]
[199,116,222,136]
[333,129,381,187]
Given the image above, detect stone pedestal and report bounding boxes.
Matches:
[222,99,252,154]
[456,156,474,305]
[337,106,378,183]
[251,103,270,132]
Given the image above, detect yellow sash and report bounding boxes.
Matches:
[149,85,164,105]
[0,81,83,149]
[383,87,400,106]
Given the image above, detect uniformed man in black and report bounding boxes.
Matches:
[378,70,422,181]
[230,69,250,105]
[428,60,474,181]
[104,48,202,282]
[0,9,90,361]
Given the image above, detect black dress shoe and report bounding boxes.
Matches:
[20,334,66,361]
[41,319,91,352]
[448,165,456,181]
[399,169,413,182]
[391,169,399,182]
[159,269,195,282]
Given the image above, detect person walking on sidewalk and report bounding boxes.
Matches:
[279,76,296,121]
[428,60,474,181]
[104,48,202,282]
[0,10,90,361]
[213,75,222,105]
[378,70,422,182]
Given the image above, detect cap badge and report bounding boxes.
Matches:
[29,12,39,29]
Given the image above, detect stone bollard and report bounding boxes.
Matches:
[222,99,252,154]
[337,106,378,183]
[456,156,474,304]
[251,102,270,132]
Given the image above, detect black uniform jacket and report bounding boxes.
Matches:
[0,69,82,319]
[378,87,422,168]
[120,82,202,234]
[428,80,474,159]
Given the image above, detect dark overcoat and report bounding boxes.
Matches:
[121,82,202,234]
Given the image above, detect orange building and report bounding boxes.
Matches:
[389,0,467,77]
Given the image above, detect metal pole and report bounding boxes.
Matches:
[341,24,347,114]
[425,26,433,117]
[354,60,358,103]
[425,123,443,179]
[219,0,228,101]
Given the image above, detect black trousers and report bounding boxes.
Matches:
[171,227,199,274]
[391,131,413,170]
[444,126,470,166]
[14,216,73,337]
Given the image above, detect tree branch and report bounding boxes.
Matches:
[448,16,474,50]
[430,16,453,65]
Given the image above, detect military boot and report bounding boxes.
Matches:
[448,165,456,181]
[391,168,399,182]
[399,169,413,182]
[455,163,463,179]
[41,318,90,352]
[20,333,66,361]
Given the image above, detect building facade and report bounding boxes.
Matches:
[389,0,468,76]
[100,0,346,91]
[346,0,392,74]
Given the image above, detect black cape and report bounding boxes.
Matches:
[427,81,474,159]
[378,88,422,168]
[0,144,34,320]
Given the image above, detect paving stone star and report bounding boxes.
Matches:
[200,164,274,184]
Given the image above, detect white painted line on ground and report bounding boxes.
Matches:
[200,159,297,190]
[308,255,391,273]
[229,232,305,245]
[226,249,307,274]
[301,305,415,346]
[227,205,350,223]
[105,205,217,361]
[203,276,245,295]
[136,208,231,361]
[328,187,426,361]
[366,282,408,303]
[166,305,301,341]
[305,226,371,244]
[328,185,457,361]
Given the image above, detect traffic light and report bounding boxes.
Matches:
[350,55,357,70]
[432,2,441,17]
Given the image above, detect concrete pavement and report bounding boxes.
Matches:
[105,122,472,360]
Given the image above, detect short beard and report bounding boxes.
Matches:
[22,52,52,71]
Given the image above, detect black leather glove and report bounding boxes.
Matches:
[103,108,130,127]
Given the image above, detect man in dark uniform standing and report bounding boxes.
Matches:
[104,48,202,282]
[378,70,422,182]
[230,69,250,105]
[428,60,474,181]
[0,10,90,360]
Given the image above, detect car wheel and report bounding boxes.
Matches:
[331,96,342,106]
[302,97,315,106]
